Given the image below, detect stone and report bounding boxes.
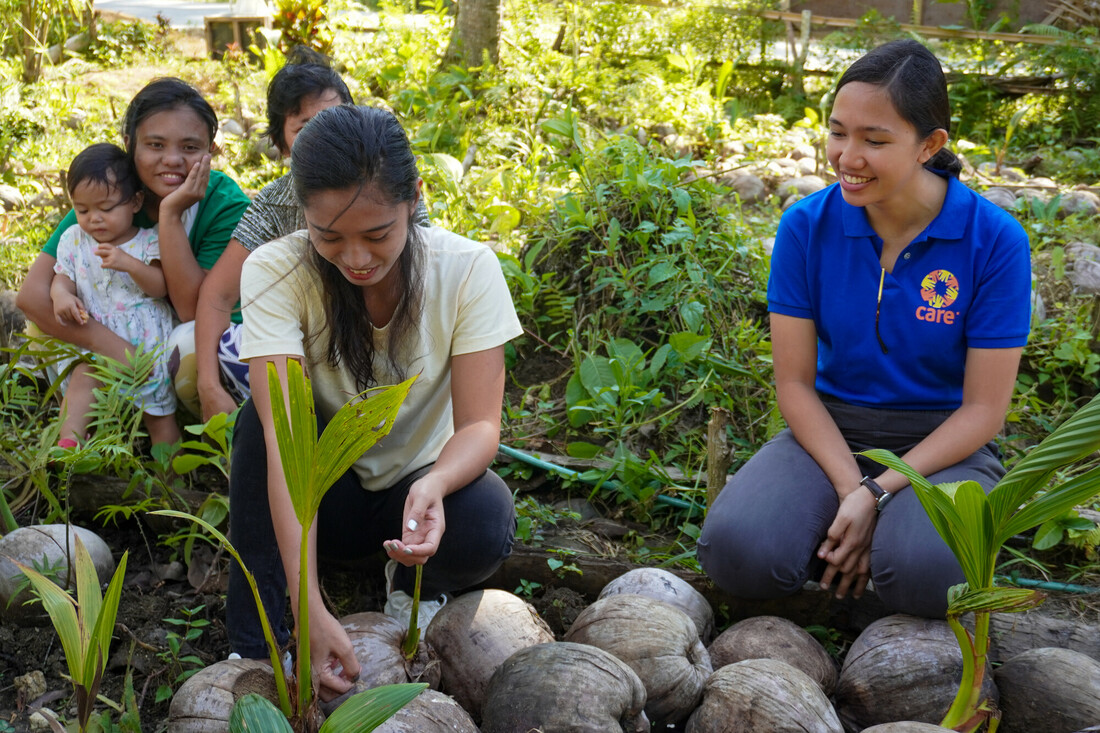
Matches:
[724,173,766,205]
[981,187,1016,211]
[782,194,804,210]
[0,185,24,211]
[651,122,676,138]
[978,162,1025,182]
[796,157,818,176]
[15,670,46,703]
[0,525,115,625]
[790,142,817,161]
[63,110,88,130]
[1027,177,1058,189]
[779,175,827,198]
[220,119,245,138]
[1055,190,1100,219]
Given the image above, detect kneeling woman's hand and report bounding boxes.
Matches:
[817,488,878,599]
[384,474,447,566]
[309,605,360,701]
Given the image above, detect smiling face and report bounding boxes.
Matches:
[827,81,944,210]
[127,106,213,203]
[281,88,345,156]
[71,178,142,247]
[305,184,420,292]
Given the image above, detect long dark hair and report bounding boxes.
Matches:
[267,47,353,155]
[122,78,218,154]
[836,40,961,177]
[290,105,424,391]
[67,143,141,201]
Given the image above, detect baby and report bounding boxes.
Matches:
[51,143,179,449]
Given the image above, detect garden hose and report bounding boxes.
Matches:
[497,444,702,515]
[996,572,1100,595]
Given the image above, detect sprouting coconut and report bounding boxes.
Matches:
[374,689,479,732]
[708,615,838,695]
[993,647,1100,733]
[340,611,441,690]
[685,658,842,733]
[168,658,278,733]
[480,641,650,733]
[836,615,997,731]
[424,589,554,721]
[564,594,711,725]
[598,567,715,643]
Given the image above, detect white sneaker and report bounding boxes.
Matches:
[383,559,448,631]
[227,650,293,676]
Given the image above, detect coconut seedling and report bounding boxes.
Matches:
[157,359,425,732]
[864,391,1100,732]
[15,534,127,733]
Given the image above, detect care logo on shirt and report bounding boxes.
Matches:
[916,269,959,325]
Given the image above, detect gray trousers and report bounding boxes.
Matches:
[697,397,1004,618]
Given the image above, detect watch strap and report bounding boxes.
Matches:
[860,476,893,512]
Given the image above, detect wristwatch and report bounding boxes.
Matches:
[861,476,894,512]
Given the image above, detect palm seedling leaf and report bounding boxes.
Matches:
[319,683,428,732]
[267,360,318,527]
[989,393,1100,527]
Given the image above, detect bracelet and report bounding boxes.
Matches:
[860,476,894,513]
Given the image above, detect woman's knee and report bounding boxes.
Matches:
[698,513,811,599]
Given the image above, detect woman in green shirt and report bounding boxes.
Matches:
[16,78,250,410]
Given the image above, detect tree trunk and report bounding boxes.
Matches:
[442,0,501,68]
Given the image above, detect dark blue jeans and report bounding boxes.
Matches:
[226,398,517,657]
[697,397,1004,618]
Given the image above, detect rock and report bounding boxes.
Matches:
[1069,257,1100,295]
[29,709,60,731]
[1015,188,1053,207]
[718,139,745,157]
[0,185,24,211]
[651,123,676,138]
[797,157,818,176]
[63,110,88,130]
[994,647,1100,733]
[777,175,827,198]
[1056,190,1100,218]
[790,143,817,161]
[220,119,246,138]
[1027,177,1058,189]
[783,194,804,211]
[981,187,1016,211]
[1,290,26,349]
[15,670,46,703]
[724,173,766,205]
[662,134,692,160]
[0,525,115,625]
[978,162,1025,182]
[761,236,775,256]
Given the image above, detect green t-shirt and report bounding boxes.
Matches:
[43,170,251,321]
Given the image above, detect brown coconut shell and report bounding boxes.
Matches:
[599,567,715,642]
[708,615,838,695]
[480,641,650,733]
[341,611,441,689]
[374,689,479,732]
[861,725,955,732]
[836,614,998,732]
[685,658,842,733]
[424,588,554,722]
[565,594,711,725]
[167,658,277,733]
[993,647,1100,733]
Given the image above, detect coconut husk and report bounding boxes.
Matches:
[167,658,275,733]
[424,589,554,722]
[993,647,1100,733]
[481,641,650,733]
[599,567,715,643]
[341,611,441,689]
[708,615,838,695]
[836,615,997,732]
[861,725,954,732]
[374,689,479,732]
[685,658,842,733]
[565,594,711,725]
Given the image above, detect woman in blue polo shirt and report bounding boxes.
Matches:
[698,40,1031,618]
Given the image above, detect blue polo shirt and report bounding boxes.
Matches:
[768,176,1031,410]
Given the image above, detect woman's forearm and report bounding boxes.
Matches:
[425,420,501,496]
[156,215,205,321]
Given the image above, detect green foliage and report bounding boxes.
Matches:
[84,20,169,66]
[271,0,333,55]
[155,604,211,703]
[16,535,128,733]
[866,392,1100,731]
